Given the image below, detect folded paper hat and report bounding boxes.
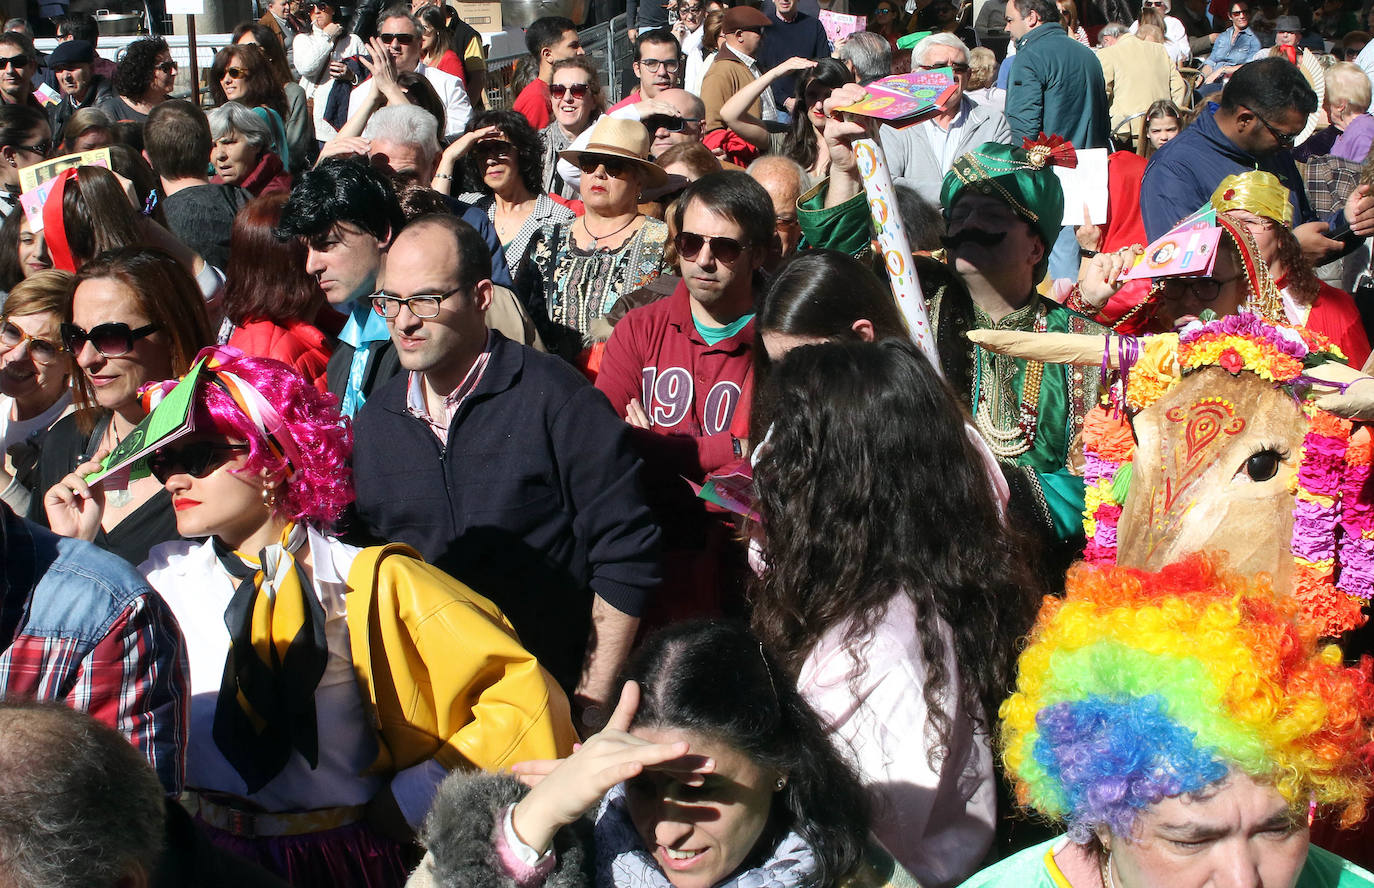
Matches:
[558,117,669,188]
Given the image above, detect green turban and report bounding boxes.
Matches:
[940,141,1066,248]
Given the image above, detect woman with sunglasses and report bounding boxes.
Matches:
[294,0,365,147]
[541,57,606,201]
[435,110,574,292]
[234,22,317,173]
[867,2,903,48]
[48,346,575,887]
[529,117,671,362]
[109,36,178,124]
[35,247,212,566]
[417,5,462,78]
[0,104,50,219]
[209,43,293,171]
[0,271,74,514]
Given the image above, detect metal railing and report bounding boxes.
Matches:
[483,13,633,110]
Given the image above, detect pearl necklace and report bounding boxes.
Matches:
[972,301,1048,460]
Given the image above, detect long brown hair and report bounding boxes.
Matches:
[209,44,288,119]
[223,193,324,326]
[58,166,143,268]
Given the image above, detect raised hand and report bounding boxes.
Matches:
[43,450,111,542]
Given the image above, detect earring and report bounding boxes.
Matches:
[262,485,278,509]
[774,776,787,791]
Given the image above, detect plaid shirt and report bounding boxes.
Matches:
[1305,155,1363,218]
[0,504,188,793]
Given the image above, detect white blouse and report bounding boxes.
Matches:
[141,527,446,827]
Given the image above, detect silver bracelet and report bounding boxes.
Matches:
[434,173,454,180]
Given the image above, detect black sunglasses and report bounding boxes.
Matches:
[148,441,251,484]
[642,113,699,133]
[0,54,29,70]
[576,155,633,178]
[674,231,749,263]
[1242,104,1300,148]
[379,31,418,45]
[155,60,178,73]
[60,321,159,358]
[473,140,515,161]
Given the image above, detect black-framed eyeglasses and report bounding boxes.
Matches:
[637,57,682,73]
[550,82,590,99]
[378,31,418,45]
[60,321,159,357]
[642,113,699,133]
[1161,277,1226,302]
[148,441,251,484]
[371,286,464,318]
[1241,104,1300,148]
[576,155,633,178]
[155,60,178,73]
[0,319,64,364]
[0,54,30,70]
[674,231,750,263]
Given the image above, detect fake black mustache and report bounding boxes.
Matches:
[940,229,1004,249]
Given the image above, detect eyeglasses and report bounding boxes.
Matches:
[917,61,971,73]
[576,156,633,178]
[1162,277,1226,302]
[875,5,896,11]
[550,82,590,99]
[371,286,463,318]
[0,54,29,70]
[1242,104,1300,148]
[674,231,749,263]
[155,60,178,73]
[10,137,49,156]
[776,215,799,230]
[1229,7,1249,14]
[59,321,159,357]
[680,4,703,11]
[642,113,700,133]
[378,31,418,45]
[637,57,681,73]
[148,441,251,484]
[0,320,64,364]
[473,140,515,162]
[223,66,249,80]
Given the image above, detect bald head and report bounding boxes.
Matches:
[747,155,806,263]
[648,88,707,156]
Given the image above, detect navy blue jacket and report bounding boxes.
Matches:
[349,332,662,692]
[759,11,832,109]
[1141,105,1336,239]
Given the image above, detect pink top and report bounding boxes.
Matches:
[797,594,996,888]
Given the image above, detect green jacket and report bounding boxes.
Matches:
[1004,23,1110,149]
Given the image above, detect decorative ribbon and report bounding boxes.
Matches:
[42,168,79,273]
[211,522,328,792]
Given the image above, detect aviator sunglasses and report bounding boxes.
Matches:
[674,231,749,263]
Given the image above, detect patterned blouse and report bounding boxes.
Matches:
[461,191,575,292]
[527,216,670,359]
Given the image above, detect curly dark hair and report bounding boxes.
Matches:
[208,44,288,119]
[462,109,544,197]
[750,339,1040,760]
[624,620,871,887]
[782,58,854,173]
[113,36,168,100]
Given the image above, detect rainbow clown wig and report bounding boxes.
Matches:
[142,347,354,528]
[1001,557,1374,843]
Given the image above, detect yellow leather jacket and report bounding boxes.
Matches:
[345,543,578,776]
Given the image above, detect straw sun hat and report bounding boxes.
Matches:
[558,117,669,189]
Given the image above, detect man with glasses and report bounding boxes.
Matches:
[0,31,40,110]
[1199,1,1258,94]
[1141,57,1374,258]
[608,30,681,112]
[758,0,831,122]
[351,212,660,730]
[512,16,584,131]
[880,33,1011,208]
[594,172,769,623]
[347,5,472,137]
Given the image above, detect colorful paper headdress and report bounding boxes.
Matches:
[940,136,1071,248]
[1210,170,1294,227]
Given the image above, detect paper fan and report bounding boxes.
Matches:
[1294,47,1326,147]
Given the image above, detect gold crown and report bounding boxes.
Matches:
[1210,171,1293,226]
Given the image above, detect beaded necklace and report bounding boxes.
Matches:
[972,300,1049,460]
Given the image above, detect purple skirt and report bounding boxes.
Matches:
[199,817,413,888]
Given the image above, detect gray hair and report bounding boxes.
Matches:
[1098,21,1129,40]
[207,100,274,152]
[0,702,165,888]
[363,104,441,165]
[378,4,423,32]
[911,32,970,68]
[837,31,893,84]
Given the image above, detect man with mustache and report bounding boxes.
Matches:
[803,93,1104,564]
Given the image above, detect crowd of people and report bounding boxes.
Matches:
[1,0,1374,887]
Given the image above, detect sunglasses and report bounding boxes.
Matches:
[379,31,418,45]
[1229,7,1249,14]
[576,155,633,177]
[876,5,896,11]
[637,57,681,73]
[917,61,971,73]
[473,140,515,161]
[550,82,590,99]
[674,231,749,263]
[1242,104,1300,148]
[0,320,64,364]
[642,113,699,133]
[223,65,250,80]
[60,321,159,358]
[10,137,49,156]
[148,441,251,485]
[0,54,29,70]
[155,60,178,73]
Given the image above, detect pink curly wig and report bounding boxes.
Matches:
[189,349,353,527]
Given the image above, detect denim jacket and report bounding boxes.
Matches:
[0,503,189,792]
[1207,26,1259,69]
